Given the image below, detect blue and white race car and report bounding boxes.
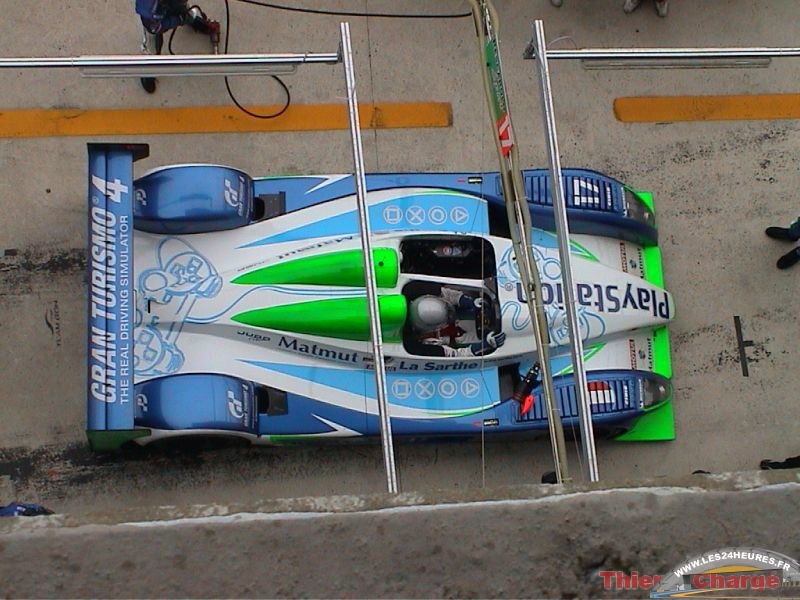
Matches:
[86,143,674,451]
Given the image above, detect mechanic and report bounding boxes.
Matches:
[765,217,800,269]
[403,281,506,358]
[135,0,215,93]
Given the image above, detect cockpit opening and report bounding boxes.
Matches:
[400,235,496,280]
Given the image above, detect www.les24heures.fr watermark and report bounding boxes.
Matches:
[599,547,800,597]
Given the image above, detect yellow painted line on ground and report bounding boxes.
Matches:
[0,102,452,138]
[615,93,800,122]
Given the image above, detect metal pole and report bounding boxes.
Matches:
[523,46,800,60]
[468,0,570,483]
[531,21,599,483]
[0,52,341,77]
[340,22,399,494]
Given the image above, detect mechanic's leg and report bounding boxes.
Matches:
[761,455,800,469]
[776,245,800,270]
[140,27,163,94]
[789,217,800,239]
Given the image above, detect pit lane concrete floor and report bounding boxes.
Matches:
[0,2,799,593]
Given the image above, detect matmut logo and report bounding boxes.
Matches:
[600,547,800,597]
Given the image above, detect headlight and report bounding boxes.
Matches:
[640,378,671,408]
[623,189,656,227]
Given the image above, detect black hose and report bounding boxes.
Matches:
[223,0,291,119]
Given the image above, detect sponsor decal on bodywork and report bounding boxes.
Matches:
[88,170,133,406]
[496,244,671,343]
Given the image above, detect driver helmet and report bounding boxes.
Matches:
[409,295,452,332]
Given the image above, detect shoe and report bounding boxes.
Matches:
[765,226,800,241]
[776,247,800,270]
[140,77,157,94]
[623,0,642,13]
[550,0,563,6]
[541,471,558,484]
[760,459,779,470]
[655,0,668,16]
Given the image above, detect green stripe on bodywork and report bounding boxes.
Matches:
[552,343,606,376]
[652,325,672,379]
[267,434,339,443]
[232,295,407,342]
[642,246,664,288]
[614,189,674,441]
[614,399,674,442]
[568,238,599,262]
[87,429,151,452]
[416,189,476,197]
[422,406,493,418]
[636,190,655,213]
[233,248,399,289]
[615,324,674,441]
[539,229,598,262]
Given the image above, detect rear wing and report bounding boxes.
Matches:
[86,143,149,451]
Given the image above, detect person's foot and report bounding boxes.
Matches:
[777,247,800,270]
[140,77,157,94]
[766,226,800,241]
[541,471,558,484]
[760,459,782,470]
[550,0,563,6]
[655,0,668,16]
[623,0,642,13]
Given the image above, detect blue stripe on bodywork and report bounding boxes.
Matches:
[385,369,499,413]
[244,360,502,438]
[252,169,656,247]
[253,174,497,212]
[264,393,368,436]
[242,359,369,396]
[242,359,369,436]
[241,191,488,248]
[242,359,499,412]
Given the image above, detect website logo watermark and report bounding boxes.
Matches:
[598,547,800,597]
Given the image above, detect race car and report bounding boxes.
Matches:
[86,142,674,452]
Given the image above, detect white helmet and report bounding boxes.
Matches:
[409,295,451,332]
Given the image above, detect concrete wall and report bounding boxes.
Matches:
[2,472,799,598]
